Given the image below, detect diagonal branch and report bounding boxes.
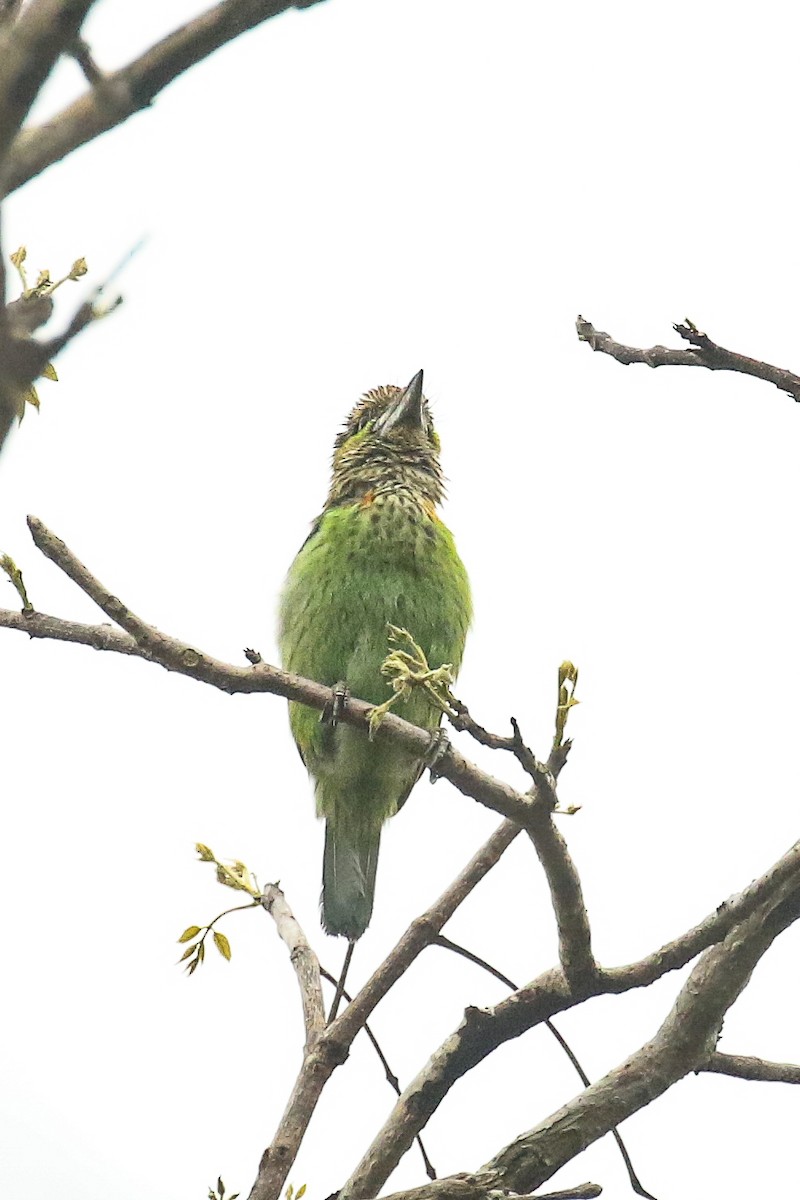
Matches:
[247,821,521,1200]
[432,937,656,1200]
[576,315,800,402]
[319,966,437,1180]
[261,883,325,1051]
[0,0,98,166]
[337,839,800,1197]
[6,517,552,834]
[599,837,800,991]
[1,0,329,197]
[479,885,800,1195]
[364,881,800,1200]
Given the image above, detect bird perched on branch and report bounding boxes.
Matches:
[279,371,472,942]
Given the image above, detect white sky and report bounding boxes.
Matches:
[2,2,799,1198]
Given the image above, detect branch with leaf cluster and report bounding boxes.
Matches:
[3,517,800,1200]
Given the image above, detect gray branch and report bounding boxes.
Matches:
[260,884,325,1051]
[1,0,329,197]
[0,0,98,167]
[576,315,800,402]
[700,1052,800,1085]
[338,840,800,1197]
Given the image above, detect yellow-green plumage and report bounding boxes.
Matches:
[278,372,471,939]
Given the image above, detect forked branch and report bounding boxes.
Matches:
[1,0,329,197]
[576,315,800,402]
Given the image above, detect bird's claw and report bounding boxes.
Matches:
[322,680,350,727]
[425,729,450,783]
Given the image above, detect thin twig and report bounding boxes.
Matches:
[447,698,594,989]
[327,939,354,1024]
[449,700,558,801]
[535,1188,602,1200]
[260,884,325,1050]
[699,1052,800,1084]
[320,967,437,1180]
[66,35,103,86]
[576,315,800,402]
[434,936,656,1200]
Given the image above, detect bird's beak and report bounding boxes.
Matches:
[374,370,425,435]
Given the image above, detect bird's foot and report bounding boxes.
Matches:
[321,680,349,727]
[424,729,451,783]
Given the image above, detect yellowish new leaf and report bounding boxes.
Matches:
[213,931,232,961]
[178,925,202,943]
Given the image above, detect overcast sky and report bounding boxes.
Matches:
[2,2,800,1198]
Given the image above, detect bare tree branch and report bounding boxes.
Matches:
[699,1052,800,1085]
[261,883,325,1051]
[361,883,800,1200]
[535,1187,602,1200]
[599,838,800,992]
[1,0,329,197]
[338,840,800,1197]
[3,518,555,836]
[0,0,98,166]
[479,886,800,1195]
[576,315,800,402]
[319,965,437,1180]
[528,813,595,992]
[6,518,799,1196]
[433,937,656,1200]
[247,821,521,1200]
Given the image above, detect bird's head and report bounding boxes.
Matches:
[325,370,445,509]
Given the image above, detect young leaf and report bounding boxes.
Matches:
[178,926,202,943]
[213,931,232,961]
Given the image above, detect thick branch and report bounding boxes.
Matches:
[366,881,800,1200]
[261,884,325,1051]
[481,887,800,1193]
[576,315,800,402]
[339,969,574,1199]
[339,839,800,1196]
[1,0,328,197]
[0,0,97,166]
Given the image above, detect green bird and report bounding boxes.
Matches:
[279,371,472,941]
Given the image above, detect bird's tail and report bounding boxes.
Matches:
[322,820,380,940]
